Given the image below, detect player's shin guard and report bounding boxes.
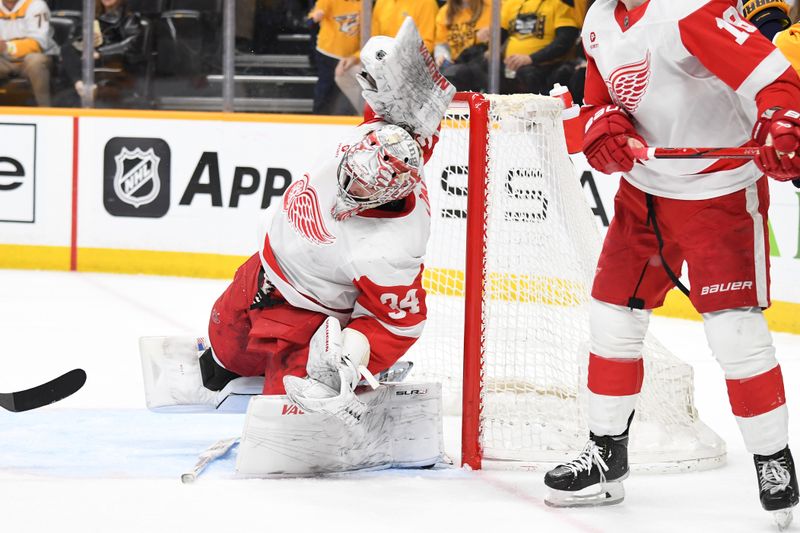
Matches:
[704,308,788,455]
[587,299,649,436]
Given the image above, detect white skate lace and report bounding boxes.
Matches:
[565,441,610,481]
[760,459,792,495]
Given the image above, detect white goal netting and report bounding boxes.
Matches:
[403,93,726,471]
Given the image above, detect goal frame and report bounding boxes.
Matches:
[449,92,726,472]
[458,92,491,470]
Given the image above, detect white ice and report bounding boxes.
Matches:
[1,269,799,533]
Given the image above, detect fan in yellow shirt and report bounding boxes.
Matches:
[334,0,439,114]
[433,0,491,91]
[448,0,579,94]
[309,0,361,114]
[434,0,492,66]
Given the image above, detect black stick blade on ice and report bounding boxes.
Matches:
[0,369,87,412]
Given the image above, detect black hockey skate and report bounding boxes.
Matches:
[754,446,799,530]
[544,428,630,508]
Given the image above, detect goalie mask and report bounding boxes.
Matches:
[333,124,423,221]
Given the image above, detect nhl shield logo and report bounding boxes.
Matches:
[113,147,161,208]
[103,137,171,218]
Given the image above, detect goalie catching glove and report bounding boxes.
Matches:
[752,107,800,181]
[283,317,373,426]
[356,17,455,141]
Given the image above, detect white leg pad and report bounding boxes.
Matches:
[140,336,264,413]
[236,382,444,476]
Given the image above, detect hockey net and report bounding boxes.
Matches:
[404,92,726,471]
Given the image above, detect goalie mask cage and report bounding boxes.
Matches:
[406,92,727,471]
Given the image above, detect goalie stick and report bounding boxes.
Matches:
[181,437,238,484]
[0,369,87,413]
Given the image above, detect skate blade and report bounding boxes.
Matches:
[545,481,625,508]
[772,508,793,530]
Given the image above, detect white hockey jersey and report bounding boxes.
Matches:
[259,120,431,366]
[582,0,800,199]
[0,0,54,59]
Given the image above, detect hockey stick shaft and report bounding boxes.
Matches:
[0,369,87,412]
[181,437,238,484]
[631,146,759,160]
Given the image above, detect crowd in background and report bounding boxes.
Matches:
[1,0,798,114]
[0,0,589,112]
[310,0,591,115]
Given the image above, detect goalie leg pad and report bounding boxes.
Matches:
[236,382,444,476]
[140,336,219,412]
[140,336,264,413]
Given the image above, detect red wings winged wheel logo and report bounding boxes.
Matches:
[605,51,651,113]
[283,174,336,245]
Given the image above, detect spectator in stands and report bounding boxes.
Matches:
[308,0,361,114]
[477,0,579,95]
[433,0,491,92]
[334,0,438,114]
[565,0,590,26]
[0,0,55,107]
[60,0,143,103]
[548,0,594,104]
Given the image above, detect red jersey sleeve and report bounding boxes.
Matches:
[347,266,427,373]
[678,0,800,114]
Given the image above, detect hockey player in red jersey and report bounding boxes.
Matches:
[544,0,800,526]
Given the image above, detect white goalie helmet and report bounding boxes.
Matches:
[333,124,423,221]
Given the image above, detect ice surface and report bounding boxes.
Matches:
[1,269,799,532]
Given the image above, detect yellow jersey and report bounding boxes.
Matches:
[572,0,589,26]
[312,0,361,59]
[0,0,53,59]
[434,0,492,61]
[371,0,439,53]
[774,22,800,79]
[501,0,578,58]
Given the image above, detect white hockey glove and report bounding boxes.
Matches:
[283,318,374,426]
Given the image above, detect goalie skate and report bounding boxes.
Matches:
[544,429,630,508]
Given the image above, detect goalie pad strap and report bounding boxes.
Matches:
[199,348,242,391]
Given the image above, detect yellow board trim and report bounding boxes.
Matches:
[76,248,247,280]
[0,106,362,125]
[3,244,800,334]
[0,244,71,270]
